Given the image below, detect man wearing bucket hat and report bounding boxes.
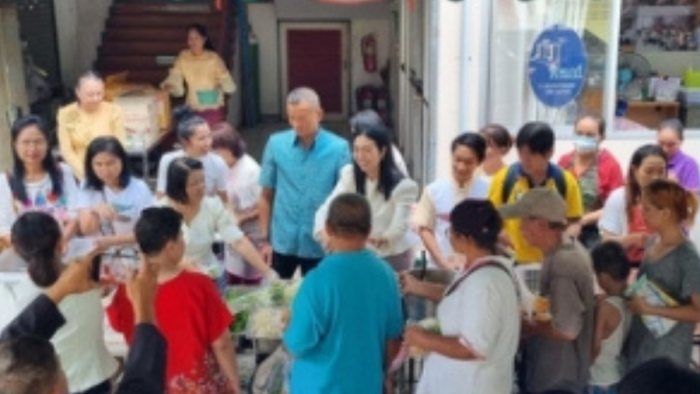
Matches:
[499,188,595,394]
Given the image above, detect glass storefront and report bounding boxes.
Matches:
[485,0,700,136]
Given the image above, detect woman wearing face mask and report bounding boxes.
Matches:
[599,144,667,266]
[156,106,228,203]
[161,23,236,126]
[413,133,490,270]
[558,114,624,248]
[656,118,699,194]
[314,124,419,272]
[58,71,126,180]
[400,199,520,394]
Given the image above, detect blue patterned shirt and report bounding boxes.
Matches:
[260,129,350,258]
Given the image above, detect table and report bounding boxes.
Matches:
[625,101,680,129]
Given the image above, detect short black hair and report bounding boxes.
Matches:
[450,199,502,253]
[11,211,63,288]
[84,136,132,191]
[326,193,372,237]
[658,118,684,141]
[0,336,61,394]
[516,121,555,155]
[135,207,183,256]
[451,132,487,163]
[165,157,203,204]
[591,241,631,282]
[619,358,700,394]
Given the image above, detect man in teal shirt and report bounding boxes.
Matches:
[259,87,351,278]
[283,193,404,393]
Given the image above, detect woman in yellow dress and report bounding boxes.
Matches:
[57,71,126,180]
[161,23,236,126]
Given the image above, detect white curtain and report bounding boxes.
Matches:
[489,0,590,128]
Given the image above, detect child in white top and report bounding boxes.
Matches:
[588,241,632,394]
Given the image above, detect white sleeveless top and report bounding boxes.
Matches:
[427,177,489,268]
[589,296,630,386]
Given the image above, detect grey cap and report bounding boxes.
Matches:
[498,187,567,224]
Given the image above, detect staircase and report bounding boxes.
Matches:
[95,1,231,87]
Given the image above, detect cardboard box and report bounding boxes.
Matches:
[113,90,160,151]
[104,72,172,131]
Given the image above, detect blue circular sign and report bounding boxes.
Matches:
[528,25,588,108]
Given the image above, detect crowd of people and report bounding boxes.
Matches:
[1,23,700,394]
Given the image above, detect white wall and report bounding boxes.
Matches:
[248,2,392,116]
[54,0,112,88]
[431,0,464,180]
[274,0,392,20]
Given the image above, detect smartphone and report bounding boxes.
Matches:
[94,248,139,284]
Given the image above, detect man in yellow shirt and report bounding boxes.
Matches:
[489,122,583,265]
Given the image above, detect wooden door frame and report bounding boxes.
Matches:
[278,21,350,121]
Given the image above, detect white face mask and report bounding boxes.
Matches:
[573,136,598,153]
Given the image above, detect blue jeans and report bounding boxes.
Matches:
[586,384,617,394]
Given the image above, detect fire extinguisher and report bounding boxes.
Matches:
[361,34,377,73]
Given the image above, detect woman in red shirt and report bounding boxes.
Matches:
[558,113,624,248]
[107,207,240,394]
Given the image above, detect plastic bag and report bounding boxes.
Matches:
[251,346,291,394]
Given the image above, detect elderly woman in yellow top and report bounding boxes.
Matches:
[57,71,126,180]
[161,23,236,126]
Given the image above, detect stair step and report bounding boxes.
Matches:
[97,55,173,70]
[97,68,169,85]
[99,41,188,56]
[104,28,219,42]
[107,14,220,29]
[112,2,212,15]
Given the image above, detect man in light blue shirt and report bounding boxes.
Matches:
[283,193,404,394]
[259,87,351,278]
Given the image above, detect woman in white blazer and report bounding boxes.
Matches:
[315,124,419,272]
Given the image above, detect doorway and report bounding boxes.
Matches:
[279,22,350,120]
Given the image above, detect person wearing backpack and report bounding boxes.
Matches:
[488,122,583,266]
[499,188,595,394]
[400,199,520,394]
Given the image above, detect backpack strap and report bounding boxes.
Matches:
[502,163,567,204]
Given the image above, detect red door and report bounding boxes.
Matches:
[285,27,345,115]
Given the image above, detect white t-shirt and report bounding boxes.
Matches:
[0,275,119,392]
[156,196,244,277]
[416,257,520,394]
[223,154,263,277]
[156,150,227,197]
[599,187,628,235]
[76,177,153,235]
[0,163,79,236]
